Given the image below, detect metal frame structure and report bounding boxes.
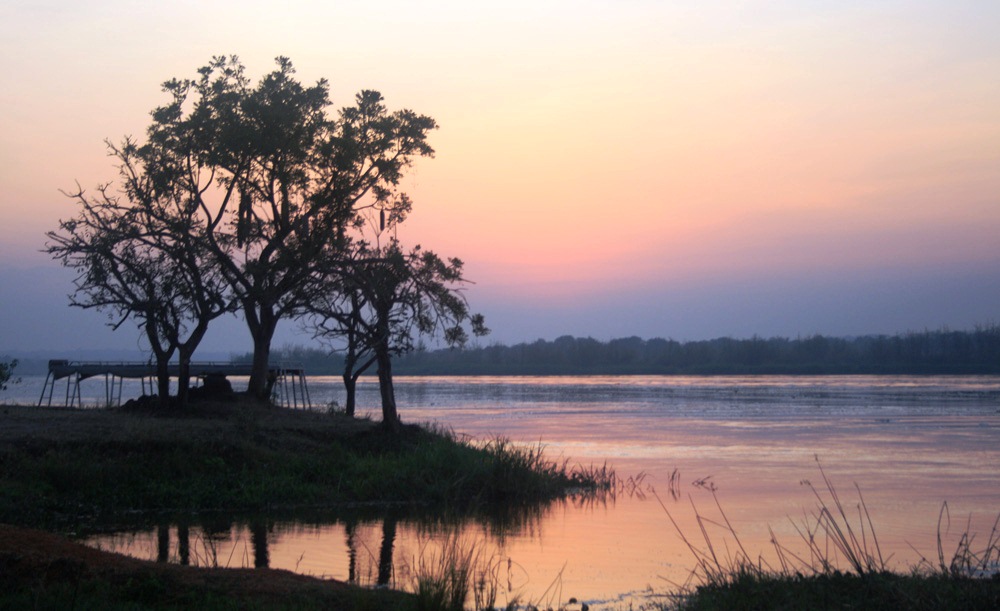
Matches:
[38,360,312,409]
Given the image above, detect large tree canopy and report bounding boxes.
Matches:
[47,56,487,422]
[129,55,437,397]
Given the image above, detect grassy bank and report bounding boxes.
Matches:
[0,402,610,530]
[0,401,615,610]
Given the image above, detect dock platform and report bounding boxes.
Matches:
[38,360,311,409]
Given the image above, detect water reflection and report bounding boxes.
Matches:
[86,498,573,580]
[73,375,1000,608]
[378,513,397,585]
[87,478,731,611]
[251,521,270,569]
[82,464,1000,609]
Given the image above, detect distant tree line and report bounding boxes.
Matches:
[248,325,1000,376]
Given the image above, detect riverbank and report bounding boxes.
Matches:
[0,401,609,530]
[0,400,614,609]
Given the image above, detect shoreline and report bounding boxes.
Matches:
[0,523,416,610]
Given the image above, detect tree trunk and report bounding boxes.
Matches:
[345,518,358,583]
[145,321,173,406]
[342,344,358,416]
[155,357,171,405]
[176,321,210,407]
[176,349,192,407]
[342,352,375,418]
[177,524,190,566]
[376,346,399,432]
[156,524,170,563]
[251,522,270,569]
[246,308,277,400]
[342,373,356,417]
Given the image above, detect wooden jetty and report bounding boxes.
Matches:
[38,360,312,409]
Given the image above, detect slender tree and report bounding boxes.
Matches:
[311,238,488,431]
[312,287,374,417]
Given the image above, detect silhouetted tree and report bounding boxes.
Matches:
[177,524,190,566]
[46,176,231,405]
[138,55,436,398]
[310,239,488,431]
[315,288,374,417]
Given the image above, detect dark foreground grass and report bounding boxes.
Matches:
[658,459,1000,611]
[0,402,612,530]
[676,570,999,611]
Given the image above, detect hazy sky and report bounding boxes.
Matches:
[2,1,999,355]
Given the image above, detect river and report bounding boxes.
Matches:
[6,374,1000,608]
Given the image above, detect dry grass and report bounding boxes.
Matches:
[656,457,1000,610]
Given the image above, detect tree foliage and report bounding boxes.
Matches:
[47,55,443,405]
[137,55,437,397]
[47,55,489,423]
[46,168,232,404]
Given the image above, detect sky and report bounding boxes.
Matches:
[1,0,999,356]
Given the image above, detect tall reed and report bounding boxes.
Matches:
[402,534,512,611]
[659,458,1000,610]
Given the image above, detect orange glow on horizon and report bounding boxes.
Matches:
[2,1,999,330]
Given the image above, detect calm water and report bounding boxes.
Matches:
[8,375,1000,608]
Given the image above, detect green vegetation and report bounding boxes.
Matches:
[4,403,996,609]
[0,403,612,531]
[409,536,484,611]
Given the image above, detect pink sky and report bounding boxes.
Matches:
[2,1,999,352]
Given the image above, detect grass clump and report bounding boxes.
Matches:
[674,571,999,611]
[406,536,481,611]
[658,459,1000,610]
[473,436,615,505]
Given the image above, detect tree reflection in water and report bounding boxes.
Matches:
[101,491,592,586]
[251,522,270,569]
